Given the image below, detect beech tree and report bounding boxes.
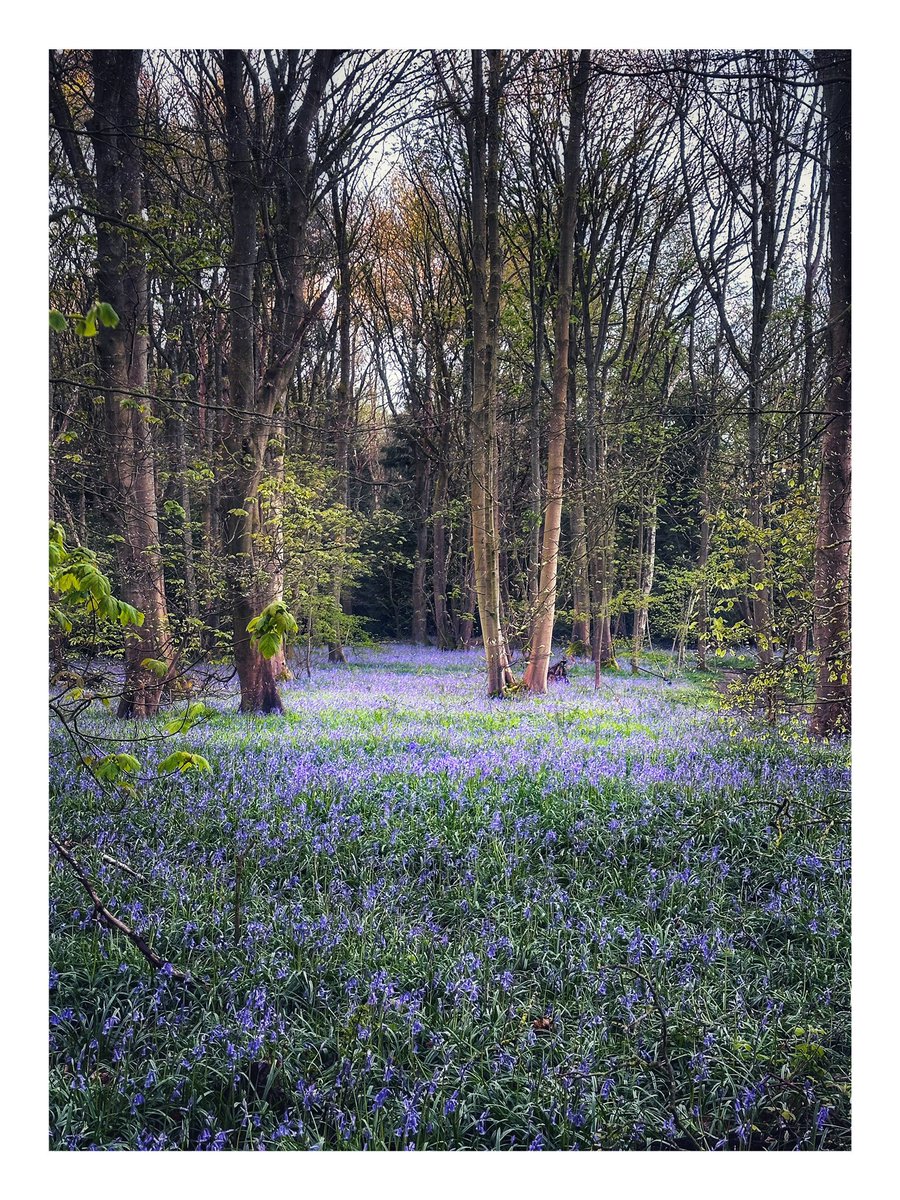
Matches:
[523,50,590,693]
[50,49,174,718]
[215,50,413,711]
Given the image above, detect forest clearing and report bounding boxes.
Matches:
[50,647,849,1150]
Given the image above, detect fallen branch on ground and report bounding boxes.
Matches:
[50,837,194,985]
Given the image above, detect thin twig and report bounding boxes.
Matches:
[60,839,148,884]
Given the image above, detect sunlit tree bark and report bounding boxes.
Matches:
[524,50,590,693]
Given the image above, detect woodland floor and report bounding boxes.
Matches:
[49,645,850,1150]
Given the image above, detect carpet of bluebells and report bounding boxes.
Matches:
[49,645,850,1151]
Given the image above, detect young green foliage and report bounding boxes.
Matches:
[50,523,144,632]
[247,601,299,660]
[157,750,212,775]
[49,299,119,339]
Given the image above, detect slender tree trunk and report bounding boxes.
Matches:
[585,320,617,673]
[747,361,772,664]
[527,291,544,609]
[206,328,222,554]
[675,592,696,670]
[630,501,645,675]
[411,454,431,645]
[631,490,658,673]
[432,456,453,649]
[644,503,658,645]
[175,408,199,623]
[570,484,591,650]
[811,50,851,738]
[222,51,283,714]
[795,150,826,658]
[583,308,602,680]
[696,448,711,671]
[261,400,290,680]
[597,374,618,671]
[469,50,514,695]
[329,184,352,663]
[567,340,590,651]
[524,50,589,693]
[459,540,477,650]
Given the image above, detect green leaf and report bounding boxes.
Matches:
[50,607,72,634]
[115,601,144,627]
[163,499,186,522]
[140,657,169,678]
[163,702,210,735]
[257,632,280,659]
[158,750,211,775]
[94,752,142,783]
[96,302,120,328]
[49,309,68,333]
[246,599,298,658]
[74,315,98,338]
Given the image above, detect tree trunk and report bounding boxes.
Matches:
[261,400,290,680]
[696,450,711,671]
[524,50,589,693]
[175,407,199,623]
[233,594,284,714]
[221,51,337,711]
[432,458,453,649]
[329,183,352,663]
[411,454,431,645]
[566,338,590,651]
[469,50,514,695]
[747,373,772,664]
[810,50,851,738]
[570,483,591,651]
[454,502,477,652]
[794,140,826,658]
[631,491,658,674]
[527,288,544,609]
[222,51,282,713]
[90,50,173,718]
